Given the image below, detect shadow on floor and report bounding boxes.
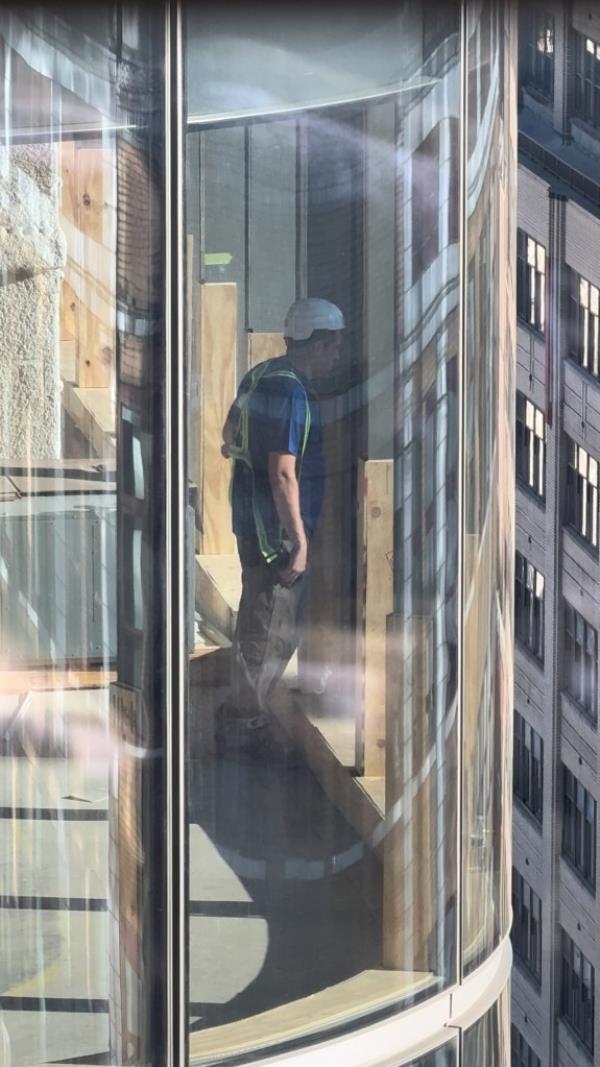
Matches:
[188,735,382,1031]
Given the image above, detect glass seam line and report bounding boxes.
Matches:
[456,0,468,988]
[164,2,188,1065]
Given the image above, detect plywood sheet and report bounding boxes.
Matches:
[197,283,236,555]
[247,331,285,368]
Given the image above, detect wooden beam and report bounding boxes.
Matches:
[197,282,237,555]
[355,460,393,777]
[0,668,116,693]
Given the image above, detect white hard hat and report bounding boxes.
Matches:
[284,298,345,341]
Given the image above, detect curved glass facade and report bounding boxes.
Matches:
[0,5,515,1067]
[461,0,516,974]
[462,986,511,1065]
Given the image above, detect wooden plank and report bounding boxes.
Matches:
[77,144,111,245]
[59,143,115,390]
[63,382,116,460]
[197,553,242,613]
[355,460,393,777]
[297,409,357,733]
[195,555,237,641]
[189,967,433,1065]
[0,669,115,694]
[0,476,18,500]
[197,283,237,555]
[76,304,114,389]
[383,614,435,972]
[247,331,285,368]
[7,471,114,495]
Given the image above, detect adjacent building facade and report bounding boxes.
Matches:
[513,5,600,1066]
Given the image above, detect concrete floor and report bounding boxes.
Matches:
[0,687,382,1065]
[188,749,382,1032]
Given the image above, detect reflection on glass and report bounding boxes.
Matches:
[462,1,514,975]
[0,5,168,1065]
[462,988,510,1065]
[406,1046,457,1067]
[185,6,463,1062]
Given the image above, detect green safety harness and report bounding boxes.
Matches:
[228,359,312,564]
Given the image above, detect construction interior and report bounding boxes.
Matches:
[0,15,466,1065]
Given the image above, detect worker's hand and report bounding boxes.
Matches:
[221,442,232,458]
[279,538,308,587]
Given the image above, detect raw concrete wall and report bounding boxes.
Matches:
[0,143,66,460]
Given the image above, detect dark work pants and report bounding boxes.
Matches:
[230,542,307,720]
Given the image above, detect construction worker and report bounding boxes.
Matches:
[218,297,345,752]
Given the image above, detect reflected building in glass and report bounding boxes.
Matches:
[0,5,515,1067]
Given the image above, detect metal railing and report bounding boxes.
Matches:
[519,131,600,213]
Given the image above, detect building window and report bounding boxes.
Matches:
[524,9,554,100]
[565,438,598,549]
[412,124,440,279]
[516,393,545,498]
[512,868,542,983]
[515,552,544,662]
[514,711,543,823]
[511,1024,541,1067]
[560,929,595,1053]
[517,230,546,333]
[563,765,597,890]
[563,601,598,721]
[569,271,600,380]
[575,31,600,129]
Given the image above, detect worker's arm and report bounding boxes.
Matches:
[268,452,307,586]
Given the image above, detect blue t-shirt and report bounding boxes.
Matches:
[231,357,324,555]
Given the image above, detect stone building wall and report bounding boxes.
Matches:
[0,143,65,460]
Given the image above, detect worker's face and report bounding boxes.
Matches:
[314,331,343,377]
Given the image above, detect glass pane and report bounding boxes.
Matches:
[187,8,440,123]
[463,988,511,1066]
[184,4,464,1061]
[0,6,170,1065]
[462,0,513,974]
[406,1044,457,1066]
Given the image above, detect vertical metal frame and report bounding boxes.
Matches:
[164,2,188,1064]
[456,0,469,987]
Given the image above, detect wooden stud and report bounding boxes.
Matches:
[197,282,237,555]
[355,459,393,777]
[383,614,435,973]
